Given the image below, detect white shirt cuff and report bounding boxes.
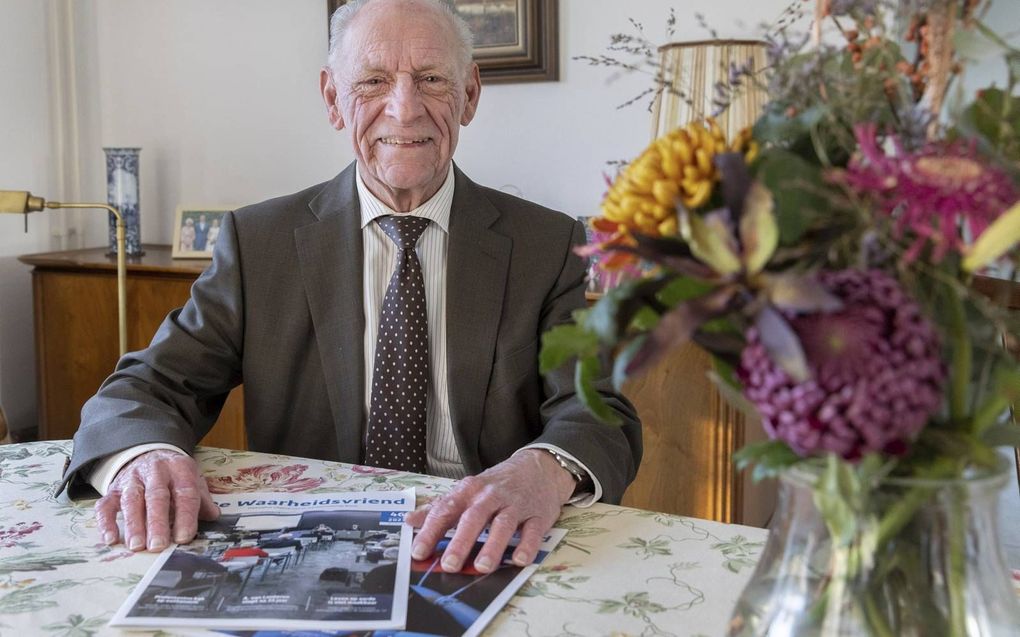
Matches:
[87,443,188,496]
[516,443,603,507]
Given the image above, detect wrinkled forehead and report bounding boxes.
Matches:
[339,8,462,76]
[359,35,459,73]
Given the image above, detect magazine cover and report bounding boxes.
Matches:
[110,489,415,632]
[216,526,568,637]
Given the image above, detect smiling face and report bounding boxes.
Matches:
[320,0,481,211]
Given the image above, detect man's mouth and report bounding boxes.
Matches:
[378,137,432,146]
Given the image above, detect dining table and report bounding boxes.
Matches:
[2,440,1018,636]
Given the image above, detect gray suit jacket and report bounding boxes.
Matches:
[61,164,641,501]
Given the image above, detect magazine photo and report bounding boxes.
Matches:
[218,526,568,637]
[111,489,415,632]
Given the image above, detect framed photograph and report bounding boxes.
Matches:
[172,206,232,259]
[326,0,558,84]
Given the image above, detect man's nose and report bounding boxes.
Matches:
[386,75,425,123]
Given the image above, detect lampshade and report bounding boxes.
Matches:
[650,39,769,141]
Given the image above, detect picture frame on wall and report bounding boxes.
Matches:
[172,206,232,259]
[326,0,558,84]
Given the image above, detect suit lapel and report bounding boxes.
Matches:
[446,167,512,473]
[295,163,366,464]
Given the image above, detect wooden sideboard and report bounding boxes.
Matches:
[19,245,246,450]
[19,245,770,525]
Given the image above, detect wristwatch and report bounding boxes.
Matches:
[543,449,593,495]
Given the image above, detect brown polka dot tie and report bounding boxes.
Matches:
[364,215,431,473]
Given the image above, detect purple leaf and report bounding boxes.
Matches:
[714,152,752,223]
[755,305,810,382]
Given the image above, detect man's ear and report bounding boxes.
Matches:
[320,67,345,131]
[460,63,482,126]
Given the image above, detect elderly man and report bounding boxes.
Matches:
[62,0,640,575]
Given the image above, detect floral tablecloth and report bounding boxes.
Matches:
[1,441,1017,636]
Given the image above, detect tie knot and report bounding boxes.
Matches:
[377,215,430,250]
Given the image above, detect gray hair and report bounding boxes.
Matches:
[327,0,474,74]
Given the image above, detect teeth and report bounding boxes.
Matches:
[380,137,428,145]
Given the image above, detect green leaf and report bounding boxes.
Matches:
[680,209,742,276]
[0,550,90,576]
[981,422,1020,448]
[539,324,599,374]
[921,429,1000,469]
[657,276,716,308]
[575,355,622,425]
[963,201,1020,272]
[755,149,828,244]
[628,306,659,331]
[597,599,625,614]
[733,439,801,482]
[752,105,825,146]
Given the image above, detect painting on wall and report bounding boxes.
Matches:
[326,0,558,83]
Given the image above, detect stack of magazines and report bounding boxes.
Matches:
[111,489,565,637]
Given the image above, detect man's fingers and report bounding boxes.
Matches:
[94,494,122,546]
[143,465,173,551]
[441,499,499,573]
[473,510,518,573]
[411,492,470,561]
[169,485,201,545]
[118,476,147,551]
[511,516,551,566]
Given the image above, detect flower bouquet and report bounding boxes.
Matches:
[542,0,1020,634]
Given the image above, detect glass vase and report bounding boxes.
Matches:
[104,147,143,256]
[728,461,1020,636]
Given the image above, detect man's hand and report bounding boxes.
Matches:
[406,449,575,574]
[94,450,220,552]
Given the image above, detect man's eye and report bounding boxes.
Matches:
[422,75,441,83]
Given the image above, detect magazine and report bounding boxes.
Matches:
[215,526,568,637]
[110,489,415,632]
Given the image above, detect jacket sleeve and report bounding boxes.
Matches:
[59,211,245,498]
[528,220,643,504]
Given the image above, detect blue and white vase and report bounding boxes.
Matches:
[104,147,143,256]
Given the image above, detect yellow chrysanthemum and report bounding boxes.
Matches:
[601,120,757,238]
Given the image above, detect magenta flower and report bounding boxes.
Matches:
[740,269,944,460]
[840,123,1019,262]
[206,464,325,494]
[351,465,399,476]
[0,521,43,548]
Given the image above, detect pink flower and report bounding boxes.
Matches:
[206,464,325,494]
[351,465,399,476]
[0,521,43,548]
[839,123,1019,262]
[101,551,134,562]
[740,269,944,460]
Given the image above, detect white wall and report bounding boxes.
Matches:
[0,0,58,434]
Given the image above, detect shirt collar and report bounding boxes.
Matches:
[356,163,454,233]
